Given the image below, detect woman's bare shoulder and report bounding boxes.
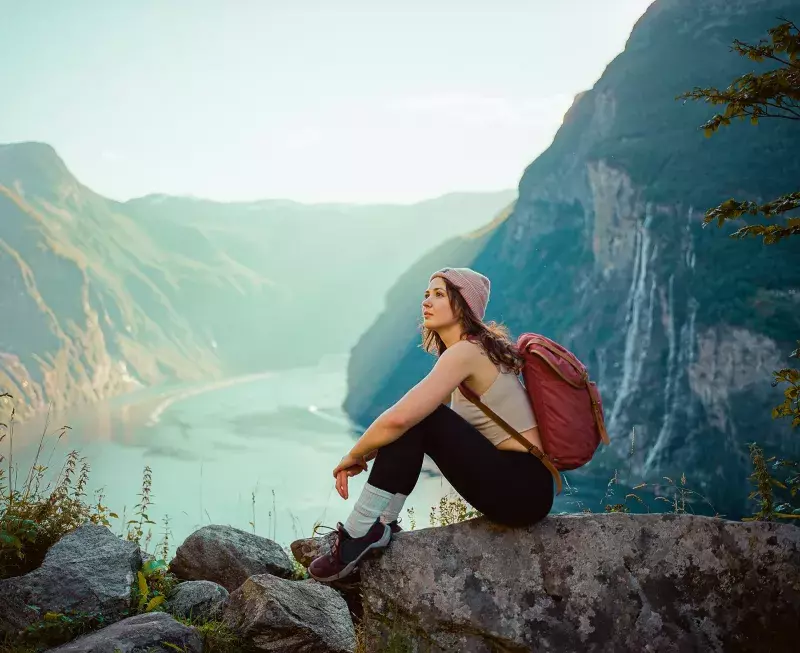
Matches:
[449,338,483,354]
[448,339,489,367]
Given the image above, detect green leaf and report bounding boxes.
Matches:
[0,530,22,549]
[141,559,168,577]
[137,571,148,601]
[145,595,166,612]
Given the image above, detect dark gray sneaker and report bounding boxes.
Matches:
[308,520,391,582]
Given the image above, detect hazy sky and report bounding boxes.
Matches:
[1,0,653,204]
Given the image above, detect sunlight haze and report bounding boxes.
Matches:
[1,0,654,203]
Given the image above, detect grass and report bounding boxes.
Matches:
[0,396,116,579]
[173,619,242,653]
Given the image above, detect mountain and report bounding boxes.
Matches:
[0,142,514,420]
[342,0,800,518]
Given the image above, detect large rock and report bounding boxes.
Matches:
[47,612,204,652]
[360,514,800,652]
[290,533,363,621]
[170,525,293,591]
[0,524,141,637]
[290,532,336,568]
[223,574,355,652]
[167,580,229,622]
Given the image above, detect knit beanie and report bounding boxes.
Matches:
[429,267,491,321]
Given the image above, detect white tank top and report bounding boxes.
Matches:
[450,370,537,446]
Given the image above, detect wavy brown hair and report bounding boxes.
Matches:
[421,275,524,374]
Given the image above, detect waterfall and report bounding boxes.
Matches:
[607,212,656,437]
[645,274,677,473]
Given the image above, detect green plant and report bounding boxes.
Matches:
[677,18,800,245]
[405,507,416,531]
[156,514,173,562]
[286,548,308,580]
[772,341,800,429]
[248,486,257,534]
[174,619,244,653]
[573,427,718,517]
[652,474,718,515]
[428,493,481,527]
[743,442,800,521]
[0,397,118,579]
[131,557,178,614]
[125,465,156,550]
[25,611,108,649]
[1,608,112,652]
[678,18,800,432]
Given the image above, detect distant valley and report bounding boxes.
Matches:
[0,141,514,420]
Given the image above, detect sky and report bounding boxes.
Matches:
[0,0,654,204]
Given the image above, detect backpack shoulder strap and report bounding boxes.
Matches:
[458,383,562,495]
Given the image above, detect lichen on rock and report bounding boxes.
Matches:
[359,514,800,652]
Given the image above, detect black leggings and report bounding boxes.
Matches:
[367,404,554,527]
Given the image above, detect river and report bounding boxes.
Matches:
[6,353,611,557]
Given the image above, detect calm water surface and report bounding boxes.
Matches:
[9,354,608,555]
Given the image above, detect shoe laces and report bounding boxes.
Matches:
[312,522,346,559]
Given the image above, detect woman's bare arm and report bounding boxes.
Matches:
[347,342,474,459]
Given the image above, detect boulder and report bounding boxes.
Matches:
[167,580,229,622]
[290,531,336,568]
[223,574,355,652]
[170,525,293,591]
[47,612,203,652]
[359,514,800,653]
[290,532,363,621]
[0,523,141,637]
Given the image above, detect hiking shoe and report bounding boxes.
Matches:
[308,520,391,582]
[388,519,403,534]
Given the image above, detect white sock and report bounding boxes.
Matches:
[380,493,408,524]
[343,483,393,538]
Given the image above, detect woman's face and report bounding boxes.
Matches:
[422,277,458,331]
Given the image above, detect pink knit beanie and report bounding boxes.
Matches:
[429,267,491,321]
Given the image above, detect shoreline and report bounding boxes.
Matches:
[144,370,276,426]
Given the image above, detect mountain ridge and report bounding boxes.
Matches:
[0,141,515,422]
[342,0,800,517]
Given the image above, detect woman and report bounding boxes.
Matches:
[309,267,554,582]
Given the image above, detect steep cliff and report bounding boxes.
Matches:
[0,142,513,420]
[343,0,800,517]
[0,143,231,419]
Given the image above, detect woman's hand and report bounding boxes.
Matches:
[333,453,368,500]
[333,453,367,478]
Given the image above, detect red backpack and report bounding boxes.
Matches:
[458,333,610,495]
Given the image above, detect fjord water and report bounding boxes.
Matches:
[9,353,608,555]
